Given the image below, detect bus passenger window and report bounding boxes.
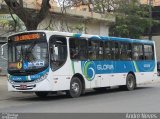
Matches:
[98,41,104,60]
[144,45,154,60]
[110,42,119,60]
[88,40,102,60]
[115,42,119,60]
[69,38,87,60]
[104,41,111,60]
[133,44,144,60]
[119,43,132,60]
[49,36,67,71]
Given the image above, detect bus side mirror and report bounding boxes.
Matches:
[1,43,8,61]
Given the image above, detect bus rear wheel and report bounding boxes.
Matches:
[125,74,136,91]
[67,77,82,98]
[35,92,48,98]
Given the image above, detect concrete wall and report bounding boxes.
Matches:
[100,23,109,36]
[38,15,109,36]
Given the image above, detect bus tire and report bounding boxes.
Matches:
[67,77,82,98]
[35,92,48,98]
[125,73,136,91]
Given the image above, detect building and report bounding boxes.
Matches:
[0,0,115,75]
[141,0,160,6]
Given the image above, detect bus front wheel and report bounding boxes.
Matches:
[67,77,82,98]
[126,74,136,91]
[35,92,48,98]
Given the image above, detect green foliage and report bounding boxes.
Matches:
[109,1,150,38]
[110,15,151,38]
[94,0,157,38]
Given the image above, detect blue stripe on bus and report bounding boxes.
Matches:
[110,37,132,43]
[100,36,109,41]
[9,67,49,82]
[81,60,155,81]
[132,39,154,45]
[81,35,154,45]
[72,33,82,38]
[70,33,154,44]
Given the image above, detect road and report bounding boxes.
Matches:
[0,76,160,113]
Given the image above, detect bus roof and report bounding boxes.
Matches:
[9,30,154,45]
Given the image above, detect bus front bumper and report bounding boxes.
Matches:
[8,79,52,92]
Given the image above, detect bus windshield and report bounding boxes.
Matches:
[8,33,48,75]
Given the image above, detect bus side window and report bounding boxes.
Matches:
[98,41,104,60]
[127,43,132,60]
[119,42,132,60]
[144,45,154,60]
[88,40,102,60]
[69,38,87,60]
[69,38,78,60]
[133,44,144,60]
[104,41,111,60]
[110,41,119,60]
[115,42,119,60]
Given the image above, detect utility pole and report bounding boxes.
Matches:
[148,0,153,40]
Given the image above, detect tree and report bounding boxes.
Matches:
[110,15,150,38]
[4,0,51,30]
[4,0,91,31]
[93,0,157,39]
[110,2,152,38]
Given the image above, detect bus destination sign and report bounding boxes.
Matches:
[14,33,40,41]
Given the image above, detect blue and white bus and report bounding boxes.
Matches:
[5,30,157,98]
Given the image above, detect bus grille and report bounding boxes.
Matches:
[12,84,36,90]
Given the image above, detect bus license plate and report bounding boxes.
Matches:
[20,85,27,90]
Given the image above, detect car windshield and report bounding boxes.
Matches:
[8,39,48,75]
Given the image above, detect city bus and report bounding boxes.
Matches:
[3,30,157,98]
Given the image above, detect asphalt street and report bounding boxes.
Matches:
[0,76,160,113]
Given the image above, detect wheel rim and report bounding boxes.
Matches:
[71,82,80,94]
[127,76,134,88]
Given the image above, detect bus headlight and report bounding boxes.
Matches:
[8,79,15,84]
[34,73,49,83]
